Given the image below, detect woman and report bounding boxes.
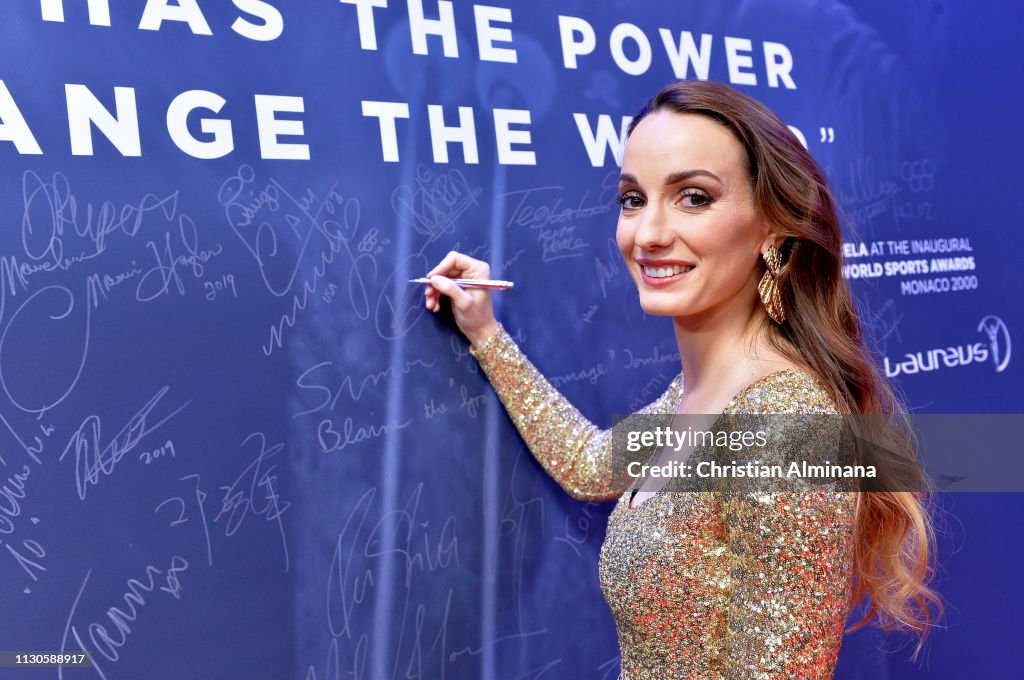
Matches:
[422,80,940,678]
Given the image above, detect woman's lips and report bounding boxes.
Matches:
[639,265,695,286]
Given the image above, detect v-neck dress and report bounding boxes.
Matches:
[470,324,856,680]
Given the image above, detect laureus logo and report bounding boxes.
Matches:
[884,314,1012,377]
[977,315,1011,373]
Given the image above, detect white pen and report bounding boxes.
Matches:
[409,277,515,290]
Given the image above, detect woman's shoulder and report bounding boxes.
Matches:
[635,370,685,415]
[723,367,839,415]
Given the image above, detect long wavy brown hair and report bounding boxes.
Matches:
[626,80,942,655]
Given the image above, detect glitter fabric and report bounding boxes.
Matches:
[470,324,856,679]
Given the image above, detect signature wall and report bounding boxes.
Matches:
[0,1,1020,678]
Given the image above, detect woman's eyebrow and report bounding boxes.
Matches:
[618,169,723,186]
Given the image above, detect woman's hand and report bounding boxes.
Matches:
[424,250,500,346]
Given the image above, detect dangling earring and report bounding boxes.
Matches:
[758,243,785,324]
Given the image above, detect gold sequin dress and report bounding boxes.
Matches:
[470,324,857,680]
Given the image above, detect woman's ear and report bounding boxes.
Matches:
[759,231,786,255]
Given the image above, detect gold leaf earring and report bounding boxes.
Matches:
[758,243,785,324]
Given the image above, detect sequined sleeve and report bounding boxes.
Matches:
[469,323,683,502]
[720,373,857,679]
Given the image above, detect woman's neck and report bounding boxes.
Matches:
[672,301,779,400]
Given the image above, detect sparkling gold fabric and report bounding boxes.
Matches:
[470,324,856,679]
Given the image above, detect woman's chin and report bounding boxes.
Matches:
[636,299,688,317]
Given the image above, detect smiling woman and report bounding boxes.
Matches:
[615,111,770,325]
[421,80,941,679]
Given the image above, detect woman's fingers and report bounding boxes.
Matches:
[427,275,475,312]
[426,250,466,277]
[421,253,498,341]
[423,250,495,313]
[425,285,444,312]
[426,250,490,279]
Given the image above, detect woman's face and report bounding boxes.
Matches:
[616,110,774,322]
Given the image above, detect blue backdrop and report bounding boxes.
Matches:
[0,1,1020,678]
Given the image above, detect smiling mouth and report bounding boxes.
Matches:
[640,264,695,285]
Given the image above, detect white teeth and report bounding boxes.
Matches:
[643,264,694,278]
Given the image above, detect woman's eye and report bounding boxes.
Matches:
[616,192,645,210]
[679,189,712,208]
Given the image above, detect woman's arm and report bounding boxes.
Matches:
[470,323,682,502]
[719,380,857,678]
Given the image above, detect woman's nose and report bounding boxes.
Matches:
[633,203,674,251]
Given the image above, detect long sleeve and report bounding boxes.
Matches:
[719,376,857,679]
[722,489,856,678]
[469,323,683,502]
